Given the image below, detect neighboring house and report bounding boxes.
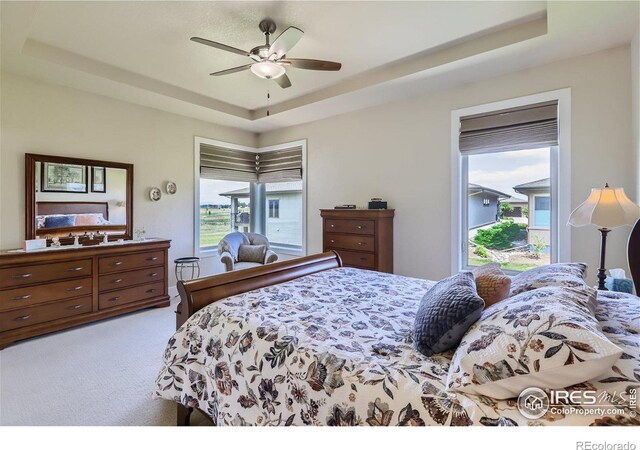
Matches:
[513,178,551,246]
[468,183,509,229]
[501,196,528,223]
[220,182,303,247]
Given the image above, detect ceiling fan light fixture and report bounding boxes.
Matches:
[251,61,286,79]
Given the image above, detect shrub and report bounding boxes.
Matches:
[474,245,488,258]
[499,202,514,218]
[473,220,526,250]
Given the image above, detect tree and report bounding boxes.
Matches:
[499,202,514,218]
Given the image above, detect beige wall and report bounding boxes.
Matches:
[0,72,257,284]
[258,46,635,284]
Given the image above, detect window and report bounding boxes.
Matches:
[533,195,551,227]
[199,179,251,250]
[195,138,306,256]
[268,199,280,218]
[452,93,571,274]
[265,182,303,248]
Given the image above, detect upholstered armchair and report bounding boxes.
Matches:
[218,232,279,272]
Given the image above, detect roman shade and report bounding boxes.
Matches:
[459,100,558,154]
[200,143,302,182]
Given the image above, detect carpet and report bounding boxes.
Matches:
[0,298,208,426]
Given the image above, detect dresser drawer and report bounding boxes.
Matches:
[99,250,163,274]
[0,259,92,289]
[325,235,374,252]
[0,277,92,312]
[98,281,164,310]
[325,219,374,235]
[334,250,376,269]
[99,266,164,292]
[0,296,92,332]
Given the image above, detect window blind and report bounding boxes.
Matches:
[459,100,558,154]
[200,143,302,183]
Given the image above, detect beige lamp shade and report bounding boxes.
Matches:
[568,184,640,229]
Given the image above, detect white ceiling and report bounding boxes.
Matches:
[2,1,639,132]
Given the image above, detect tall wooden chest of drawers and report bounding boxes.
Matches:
[0,239,170,349]
[321,209,394,273]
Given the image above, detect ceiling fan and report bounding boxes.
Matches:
[191,18,341,89]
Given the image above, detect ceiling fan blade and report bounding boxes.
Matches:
[283,58,342,71]
[268,26,303,59]
[191,37,249,57]
[210,64,252,76]
[274,73,292,89]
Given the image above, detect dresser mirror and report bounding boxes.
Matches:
[25,154,133,243]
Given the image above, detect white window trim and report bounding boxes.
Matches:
[450,89,571,274]
[193,137,307,258]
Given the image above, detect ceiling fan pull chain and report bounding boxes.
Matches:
[267,89,270,117]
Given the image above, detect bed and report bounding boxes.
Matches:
[154,222,640,426]
[34,201,123,238]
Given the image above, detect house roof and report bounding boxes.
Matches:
[220,182,302,197]
[513,177,550,194]
[502,196,528,204]
[468,183,510,199]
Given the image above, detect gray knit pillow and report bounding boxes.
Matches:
[238,244,266,263]
[413,272,485,357]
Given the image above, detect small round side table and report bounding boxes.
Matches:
[174,256,201,283]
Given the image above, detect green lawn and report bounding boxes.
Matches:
[468,257,541,272]
[200,207,247,248]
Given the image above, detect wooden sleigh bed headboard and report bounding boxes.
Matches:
[176,251,343,329]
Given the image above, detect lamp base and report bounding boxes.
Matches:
[597,228,610,291]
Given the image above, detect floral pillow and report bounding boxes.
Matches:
[446,286,622,399]
[509,263,588,297]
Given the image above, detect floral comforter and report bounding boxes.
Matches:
[153,268,639,426]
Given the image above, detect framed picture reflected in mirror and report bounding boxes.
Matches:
[92,166,106,193]
[41,162,88,193]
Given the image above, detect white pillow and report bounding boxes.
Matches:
[446,286,622,399]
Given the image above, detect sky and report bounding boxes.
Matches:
[200,179,248,205]
[468,147,550,199]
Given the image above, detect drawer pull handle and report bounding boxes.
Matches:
[68,304,83,310]
[108,296,121,302]
[111,261,123,266]
[15,314,31,321]
[330,224,335,228]
[13,295,32,301]
[149,272,158,277]
[67,286,83,291]
[112,278,123,284]
[146,288,157,294]
[146,256,158,261]
[358,242,366,246]
[67,267,84,272]
[357,225,364,229]
[330,240,335,243]
[12,273,32,279]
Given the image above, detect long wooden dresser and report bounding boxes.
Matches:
[0,239,170,349]
[321,209,394,273]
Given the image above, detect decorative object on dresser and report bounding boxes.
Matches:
[0,239,170,350]
[321,208,394,273]
[568,183,640,290]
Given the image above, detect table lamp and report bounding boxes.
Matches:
[568,183,640,290]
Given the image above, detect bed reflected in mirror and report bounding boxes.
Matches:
[26,154,133,243]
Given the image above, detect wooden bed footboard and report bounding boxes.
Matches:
[176,251,343,329]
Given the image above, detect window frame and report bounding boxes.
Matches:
[532,194,551,229]
[450,89,571,275]
[268,199,280,218]
[194,137,307,258]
